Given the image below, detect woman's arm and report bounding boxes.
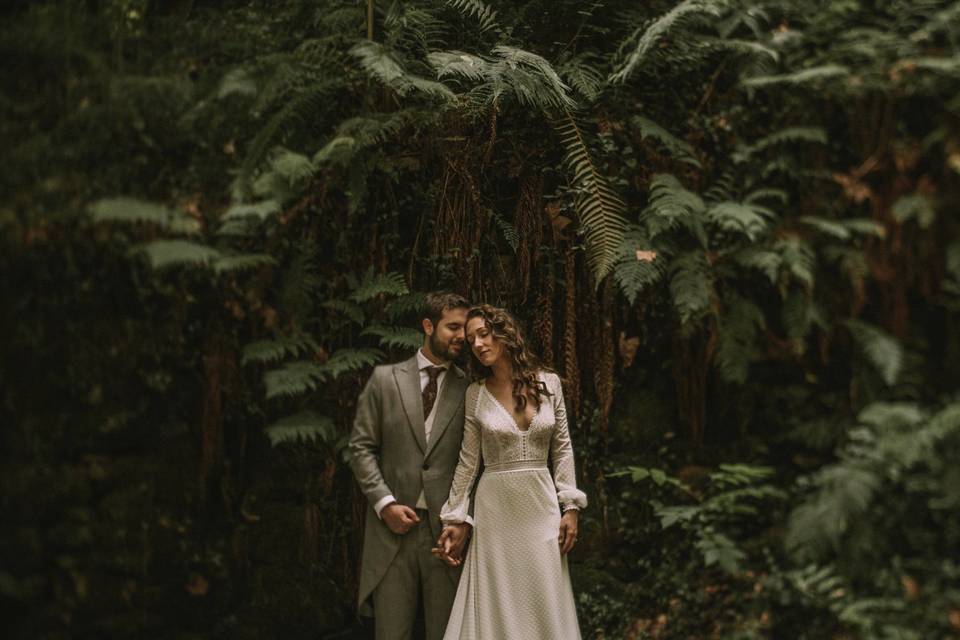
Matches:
[548,373,588,512]
[439,383,483,525]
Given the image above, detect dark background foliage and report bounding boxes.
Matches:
[3,1,960,638]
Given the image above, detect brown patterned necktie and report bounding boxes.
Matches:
[422,366,443,420]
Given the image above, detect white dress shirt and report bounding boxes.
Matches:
[373,348,449,517]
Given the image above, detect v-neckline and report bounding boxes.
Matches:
[482,381,536,433]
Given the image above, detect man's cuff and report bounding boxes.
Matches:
[373,494,397,518]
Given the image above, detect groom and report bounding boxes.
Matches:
[349,292,473,640]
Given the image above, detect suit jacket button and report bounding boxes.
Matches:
[422,463,430,470]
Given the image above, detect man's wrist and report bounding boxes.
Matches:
[373,494,397,519]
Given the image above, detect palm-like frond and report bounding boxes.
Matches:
[632,116,700,167]
[613,226,667,304]
[360,325,423,350]
[350,41,455,102]
[707,201,776,241]
[138,240,221,270]
[640,174,707,246]
[557,113,628,281]
[743,64,850,89]
[89,198,200,234]
[844,319,903,386]
[242,334,320,366]
[669,250,713,326]
[265,411,336,446]
[350,270,409,303]
[264,348,384,399]
[443,0,499,33]
[610,0,726,83]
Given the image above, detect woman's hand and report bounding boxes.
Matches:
[432,523,471,566]
[558,509,579,555]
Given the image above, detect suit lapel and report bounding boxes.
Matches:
[394,357,426,453]
[424,365,466,459]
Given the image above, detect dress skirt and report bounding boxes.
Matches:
[442,460,582,640]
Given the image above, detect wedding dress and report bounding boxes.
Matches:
[440,371,587,640]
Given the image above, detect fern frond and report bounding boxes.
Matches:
[89,198,200,234]
[775,236,816,288]
[559,53,605,103]
[731,246,781,284]
[385,292,428,322]
[361,325,423,350]
[610,0,725,83]
[264,348,384,399]
[734,126,827,162]
[242,334,320,366]
[613,226,667,304]
[350,41,455,102]
[557,113,629,281]
[844,319,903,386]
[213,253,276,274]
[350,269,409,302]
[632,115,700,167]
[742,64,850,88]
[640,174,707,246]
[320,299,365,325]
[238,80,337,192]
[785,464,882,561]
[491,211,519,252]
[138,240,221,270]
[707,201,775,241]
[493,46,576,112]
[443,0,499,33]
[265,411,336,446]
[428,50,491,82]
[891,193,936,228]
[669,250,713,326]
[222,199,281,222]
[715,294,765,383]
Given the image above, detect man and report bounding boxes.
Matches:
[349,292,473,640]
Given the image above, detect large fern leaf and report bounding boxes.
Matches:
[610,0,725,83]
[265,411,336,446]
[556,113,628,281]
[715,294,765,383]
[669,250,713,326]
[350,270,409,303]
[443,0,499,33]
[89,197,200,234]
[242,334,320,366]
[632,116,700,167]
[640,174,707,246]
[361,325,423,350]
[844,319,903,386]
[613,227,667,304]
[138,240,221,270]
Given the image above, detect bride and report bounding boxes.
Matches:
[432,304,587,639]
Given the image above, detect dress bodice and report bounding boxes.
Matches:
[440,371,588,525]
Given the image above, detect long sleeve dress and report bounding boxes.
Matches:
[439,371,588,640]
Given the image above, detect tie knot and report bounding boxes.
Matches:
[425,366,443,381]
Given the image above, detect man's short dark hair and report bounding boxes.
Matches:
[422,291,470,326]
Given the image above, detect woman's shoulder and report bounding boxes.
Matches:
[538,369,561,389]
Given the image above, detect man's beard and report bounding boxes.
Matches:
[429,332,462,362]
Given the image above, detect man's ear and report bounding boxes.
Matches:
[422,317,435,336]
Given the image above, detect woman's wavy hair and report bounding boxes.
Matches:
[465,304,551,412]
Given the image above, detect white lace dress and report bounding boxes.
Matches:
[439,371,587,640]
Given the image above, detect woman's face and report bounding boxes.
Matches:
[466,316,503,367]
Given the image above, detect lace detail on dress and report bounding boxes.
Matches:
[440,371,587,525]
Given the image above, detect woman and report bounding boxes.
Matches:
[434,304,587,639]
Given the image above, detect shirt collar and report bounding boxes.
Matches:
[417,348,448,371]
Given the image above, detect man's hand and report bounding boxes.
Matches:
[558,509,579,555]
[431,523,471,566]
[381,503,420,535]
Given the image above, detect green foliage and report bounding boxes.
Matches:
[265,411,337,446]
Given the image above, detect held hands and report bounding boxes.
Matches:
[382,503,420,535]
[431,523,472,567]
[558,509,579,555]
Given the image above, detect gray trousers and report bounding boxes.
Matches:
[373,512,458,640]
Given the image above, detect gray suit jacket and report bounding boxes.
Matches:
[348,354,469,613]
